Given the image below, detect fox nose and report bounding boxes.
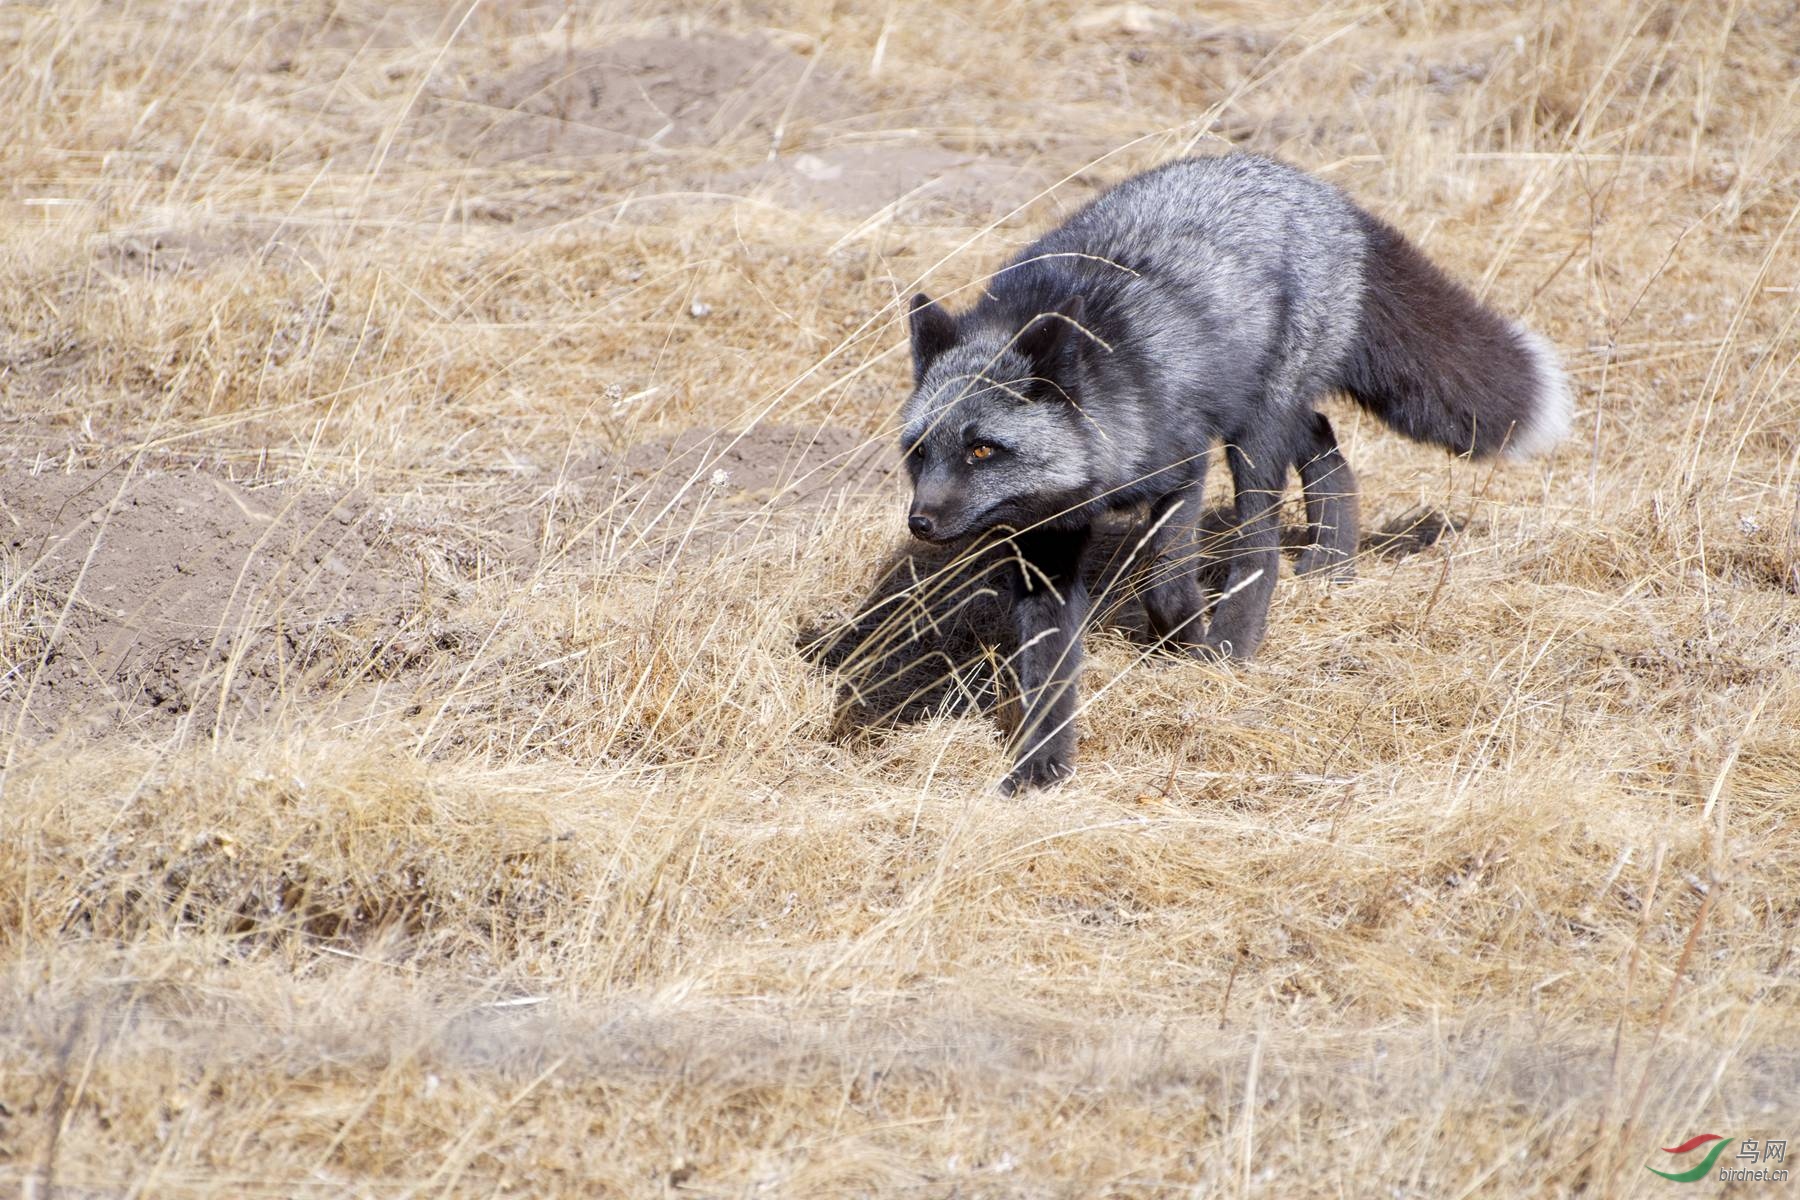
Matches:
[908,513,935,539]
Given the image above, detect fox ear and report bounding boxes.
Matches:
[908,293,956,381]
[1018,294,1086,367]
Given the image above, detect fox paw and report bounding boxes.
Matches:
[1196,625,1262,662]
[1000,754,1074,795]
[1192,637,1259,665]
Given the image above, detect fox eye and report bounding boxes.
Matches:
[966,443,997,464]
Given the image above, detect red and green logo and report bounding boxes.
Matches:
[1648,1134,1734,1182]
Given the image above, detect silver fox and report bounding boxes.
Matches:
[898,152,1571,792]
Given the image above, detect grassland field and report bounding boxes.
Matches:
[1,0,1797,1196]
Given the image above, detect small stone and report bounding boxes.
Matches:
[1071,4,1176,37]
[793,153,843,182]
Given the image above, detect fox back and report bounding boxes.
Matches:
[900,154,1568,544]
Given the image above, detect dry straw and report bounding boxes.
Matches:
[1,0,1796,1195]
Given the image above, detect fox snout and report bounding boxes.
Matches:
[908,503,961,541]
[907,473,966,542]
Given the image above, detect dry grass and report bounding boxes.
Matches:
[2,0,1798,1195]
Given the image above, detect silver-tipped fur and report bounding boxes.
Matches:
[892,152,1571,790]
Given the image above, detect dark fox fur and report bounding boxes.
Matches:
[799,497,1463,742]
[803,411,1366,738]
[893,153,1569,790]
[1341,212,1568,458]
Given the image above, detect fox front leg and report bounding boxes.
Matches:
[1000,528,1091,794]
[1139,461,1212,652]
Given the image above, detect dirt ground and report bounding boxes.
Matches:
[2,1,1797,1196]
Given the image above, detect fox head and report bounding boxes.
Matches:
[899,291,1094,542]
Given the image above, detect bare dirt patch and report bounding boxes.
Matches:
[423,30,1045,222]
[1,464,422,736]
[1,423,892,739]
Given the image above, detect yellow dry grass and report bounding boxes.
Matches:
[2,0,1798,1196]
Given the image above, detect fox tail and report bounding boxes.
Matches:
[1339,212,1572,460]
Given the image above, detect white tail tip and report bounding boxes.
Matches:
[1506,323,1573,460]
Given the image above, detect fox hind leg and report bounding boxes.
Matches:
[1293,411,1361,582]
[1199,435,1288,660]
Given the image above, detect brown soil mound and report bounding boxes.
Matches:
[435,34,853,163]
[1,465,422,737]
[92,220,332,279]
